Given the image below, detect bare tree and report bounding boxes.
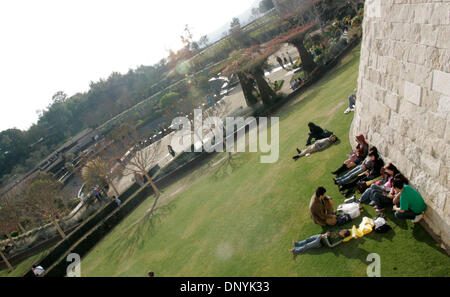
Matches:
[109,123,162,215]
[24,174,66,239]
[0,243,13,272]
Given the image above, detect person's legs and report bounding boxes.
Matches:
[336,165,362,182]
[298,145,318,157]
[372,193,393,210]
[326,216,337,226]
[336,166,365,185]
[360,188,374,204]
[293,234,323,254]
[395,210,417,220]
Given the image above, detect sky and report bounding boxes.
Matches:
[0,0,257,132]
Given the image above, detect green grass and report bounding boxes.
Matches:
[0,248,50,277]
[51,46,450,276]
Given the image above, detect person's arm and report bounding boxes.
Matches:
[322,234,343,248]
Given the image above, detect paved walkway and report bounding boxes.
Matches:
[109,57,297,196]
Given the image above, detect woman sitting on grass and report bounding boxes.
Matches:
[332,134,368,175]
[357,163,399,205]
[333,146,378,186]
[289,229,350,257]
[338,150,384,194]
[292,135,339,161]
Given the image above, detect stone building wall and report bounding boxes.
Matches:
[351,0,450,245]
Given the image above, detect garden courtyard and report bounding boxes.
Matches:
[3,46,448,277]
[80,46,449,277]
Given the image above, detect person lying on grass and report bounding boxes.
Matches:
[292,135,339,161]
[289,229,350,256]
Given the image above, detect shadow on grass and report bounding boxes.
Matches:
[292,237,371,265]
[412,224,448,256]
[105,203,175,263]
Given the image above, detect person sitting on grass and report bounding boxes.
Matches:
[344,90,356,114]
[357,163,399,205]
[391,178,426,222]
[332,134,369,175]
[289,229,350,257]
[310,187,337,226]
[338,150,384,195]
[306,122,332,146]
[292,135,339,161]
[334,146,378,186]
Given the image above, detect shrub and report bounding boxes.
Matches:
[68,198,81,211]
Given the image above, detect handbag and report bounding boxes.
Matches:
[357,180,368,194]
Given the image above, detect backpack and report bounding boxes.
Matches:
[373,214,392,233]
[337,213,352,226]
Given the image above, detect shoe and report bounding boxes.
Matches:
[375,208,385,213]
[411,213,423,223]
[369,201,376,206]
[296,148,302,154]
[292,155,300,161]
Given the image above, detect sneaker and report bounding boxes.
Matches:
[411,213,423,223]
[296,148,302,154]
[292,155,300,161]
[369,201,376,206]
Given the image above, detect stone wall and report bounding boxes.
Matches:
[351,0,449,245]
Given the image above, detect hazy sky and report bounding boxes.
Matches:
[0,0,256,132]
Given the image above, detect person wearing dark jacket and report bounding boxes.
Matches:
[306,122,330,146]
[338,150,384,192]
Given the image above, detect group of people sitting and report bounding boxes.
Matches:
[330,134,427,220]
[289,126,428,256]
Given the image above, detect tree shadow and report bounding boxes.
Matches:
[412,223,448,256]
[105,203,175,262]
[210,153,247,181]
[292,236,370,265]
[383,210,409,231]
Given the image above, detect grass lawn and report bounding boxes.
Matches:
[77,46,449,276]
[0,248,50,277]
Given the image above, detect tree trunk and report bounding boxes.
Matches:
[0,250,13,272]
[17,222,26,233]
[6,233,17,248]
[144,172,161,197]
[238,72,258,106]
[144,172,161,216]
[109,181,120,197]
[51,218,66,239]
[291,37,317,74]
[252,66,275,106]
